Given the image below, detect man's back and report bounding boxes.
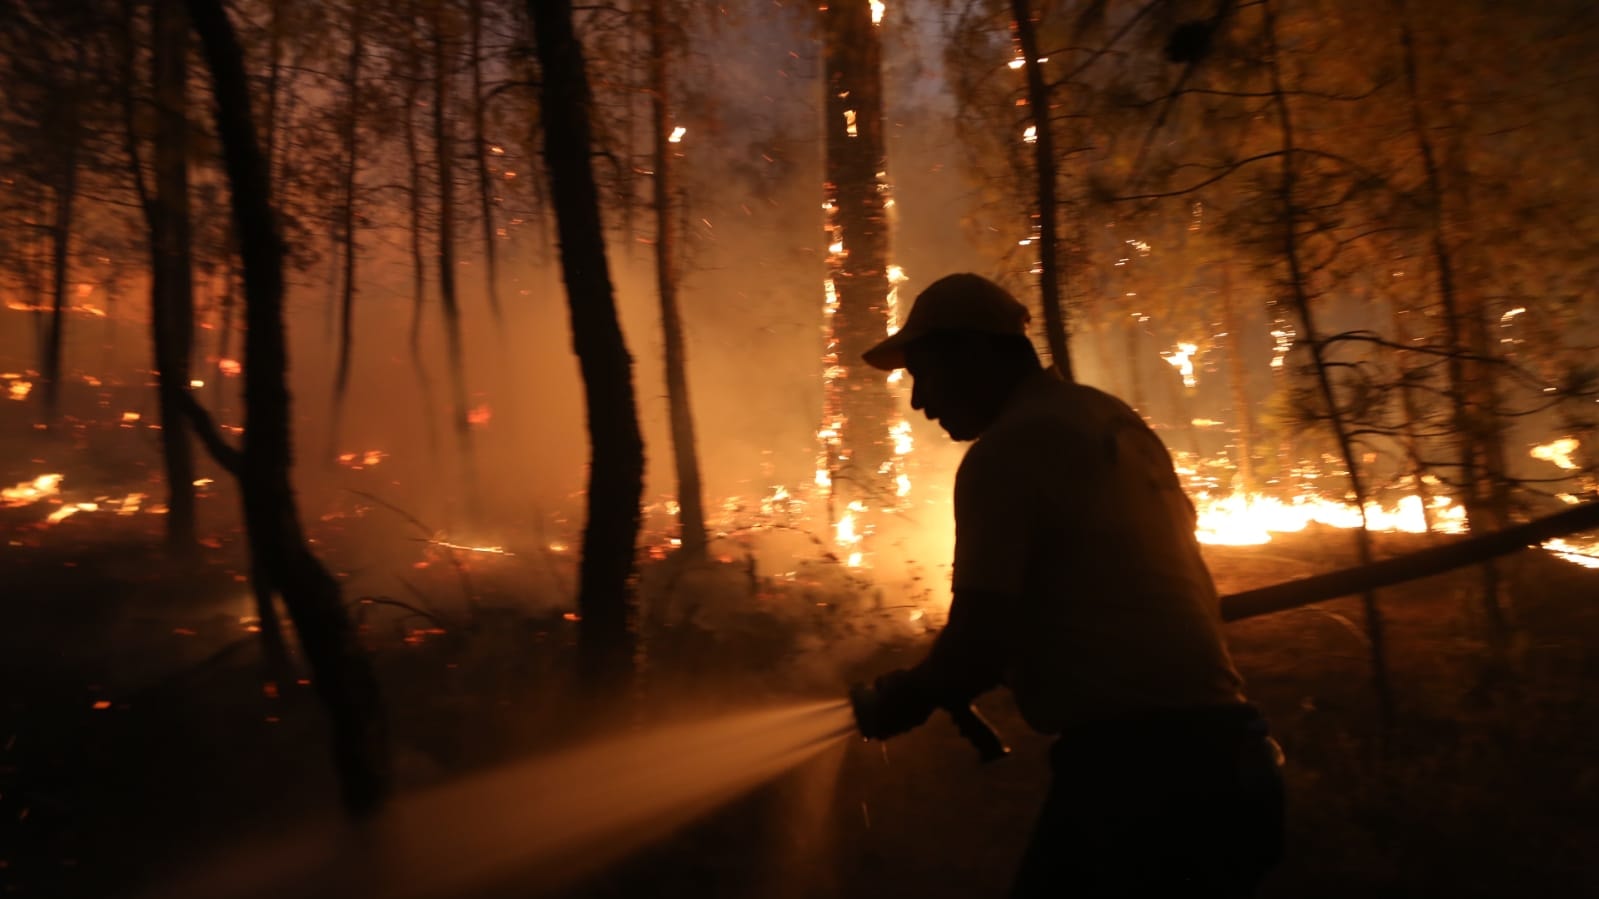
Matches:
[952,370,1244,732]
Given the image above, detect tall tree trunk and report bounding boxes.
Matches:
[152,0,198,550]
[331,5,364,433]
[1385,291,1435,532]
[404,0,440,461]
[1264,0,1393,725]
[431,11,473,455]
[528,0,646,695]
[185,0,391,813]
[1011,0,1073,380]
[41,63,82,420]
[822,0,897,514]
[1394,0,1509,639]
[1218,269,1255,496]
[649,0,708,559]
[468,0,501,320]
[262,0,282,199]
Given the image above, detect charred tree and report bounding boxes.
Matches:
[821,0,897,509]
[40,55,83,420]
[1218,269,1255,496]
[649,0,708,558]
[403,0,441,460]
[468,0,501,321]
[1395,0,1509,639]
[1011,0,1073,380]
[151,0,198,549]
[1263,0,1393,724]
[529,0,647,694]
[431,8,474,455]
[184,0,391,813]
[331,3,365,426]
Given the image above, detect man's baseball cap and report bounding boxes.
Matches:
[862,273,1031,371]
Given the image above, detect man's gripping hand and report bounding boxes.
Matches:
[852,668,937,740]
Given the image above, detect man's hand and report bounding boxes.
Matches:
[852,668,937,740]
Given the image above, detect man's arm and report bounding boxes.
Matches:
[857,587,1017,741]
[910,587,1016,705]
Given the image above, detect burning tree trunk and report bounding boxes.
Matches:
[1395,0,1509,639]
[528,0,646,693]
[151,0,198,550]
[821,0,898,513]
[468,0,501,321]
[1263,0,1393,723]
[331,3,365,427]
[1011,0,1074,380]
[649,0,708,558]
[431,10,474,455]
[184,0,391,813]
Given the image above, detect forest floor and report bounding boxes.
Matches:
[3,405,1599,897]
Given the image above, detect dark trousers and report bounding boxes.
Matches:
[1009,705,1285,898]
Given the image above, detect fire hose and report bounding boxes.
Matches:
[853,500,1599,761]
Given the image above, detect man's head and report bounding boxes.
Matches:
[863,273,1041,441]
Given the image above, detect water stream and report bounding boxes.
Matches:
[155,700,857,899]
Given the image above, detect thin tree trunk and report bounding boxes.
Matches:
[1011,0,1072,380]
[331,5,364,430]
[42,63,82,420]
[649,0,708,558]
[1219,270,1255,496]
[263,0,282,200]
[151,0,198,551]
[468,0,501,320]
[185,0,391,813]
[1385,289,1435,532]
[1264,0,1393,725]
[431,12,473,454]
[1394,0,1508,639]
[528,0,646,695]
[404,0,440,462]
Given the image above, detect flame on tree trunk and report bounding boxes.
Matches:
[822,0,896,515]
[184,0,391,813]
[528,0,646,693]
[649,0,708,558]
[151,0,197,550]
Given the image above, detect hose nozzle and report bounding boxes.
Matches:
[849,682,1010,763]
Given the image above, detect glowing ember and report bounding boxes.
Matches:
[1008,57,1025,70]
[668,126,686,143]
[1023,125,1037,144]
[1530,437,1580,471]
[218,358,242,376]
[337,450,387,469]
[189,378,205,388]
[844,109,858,138]
[1542,537,1599,570]
[3,473,63,507]
[430,539,512,556]
[121,411,141,423]
[870,0,885,24]
[7,379,31,401]
[1163,342,1199,389]
[467,404,493,426]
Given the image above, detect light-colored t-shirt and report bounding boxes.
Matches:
[953,368,1244,733]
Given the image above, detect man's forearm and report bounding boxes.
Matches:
[911,588,1016,705]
